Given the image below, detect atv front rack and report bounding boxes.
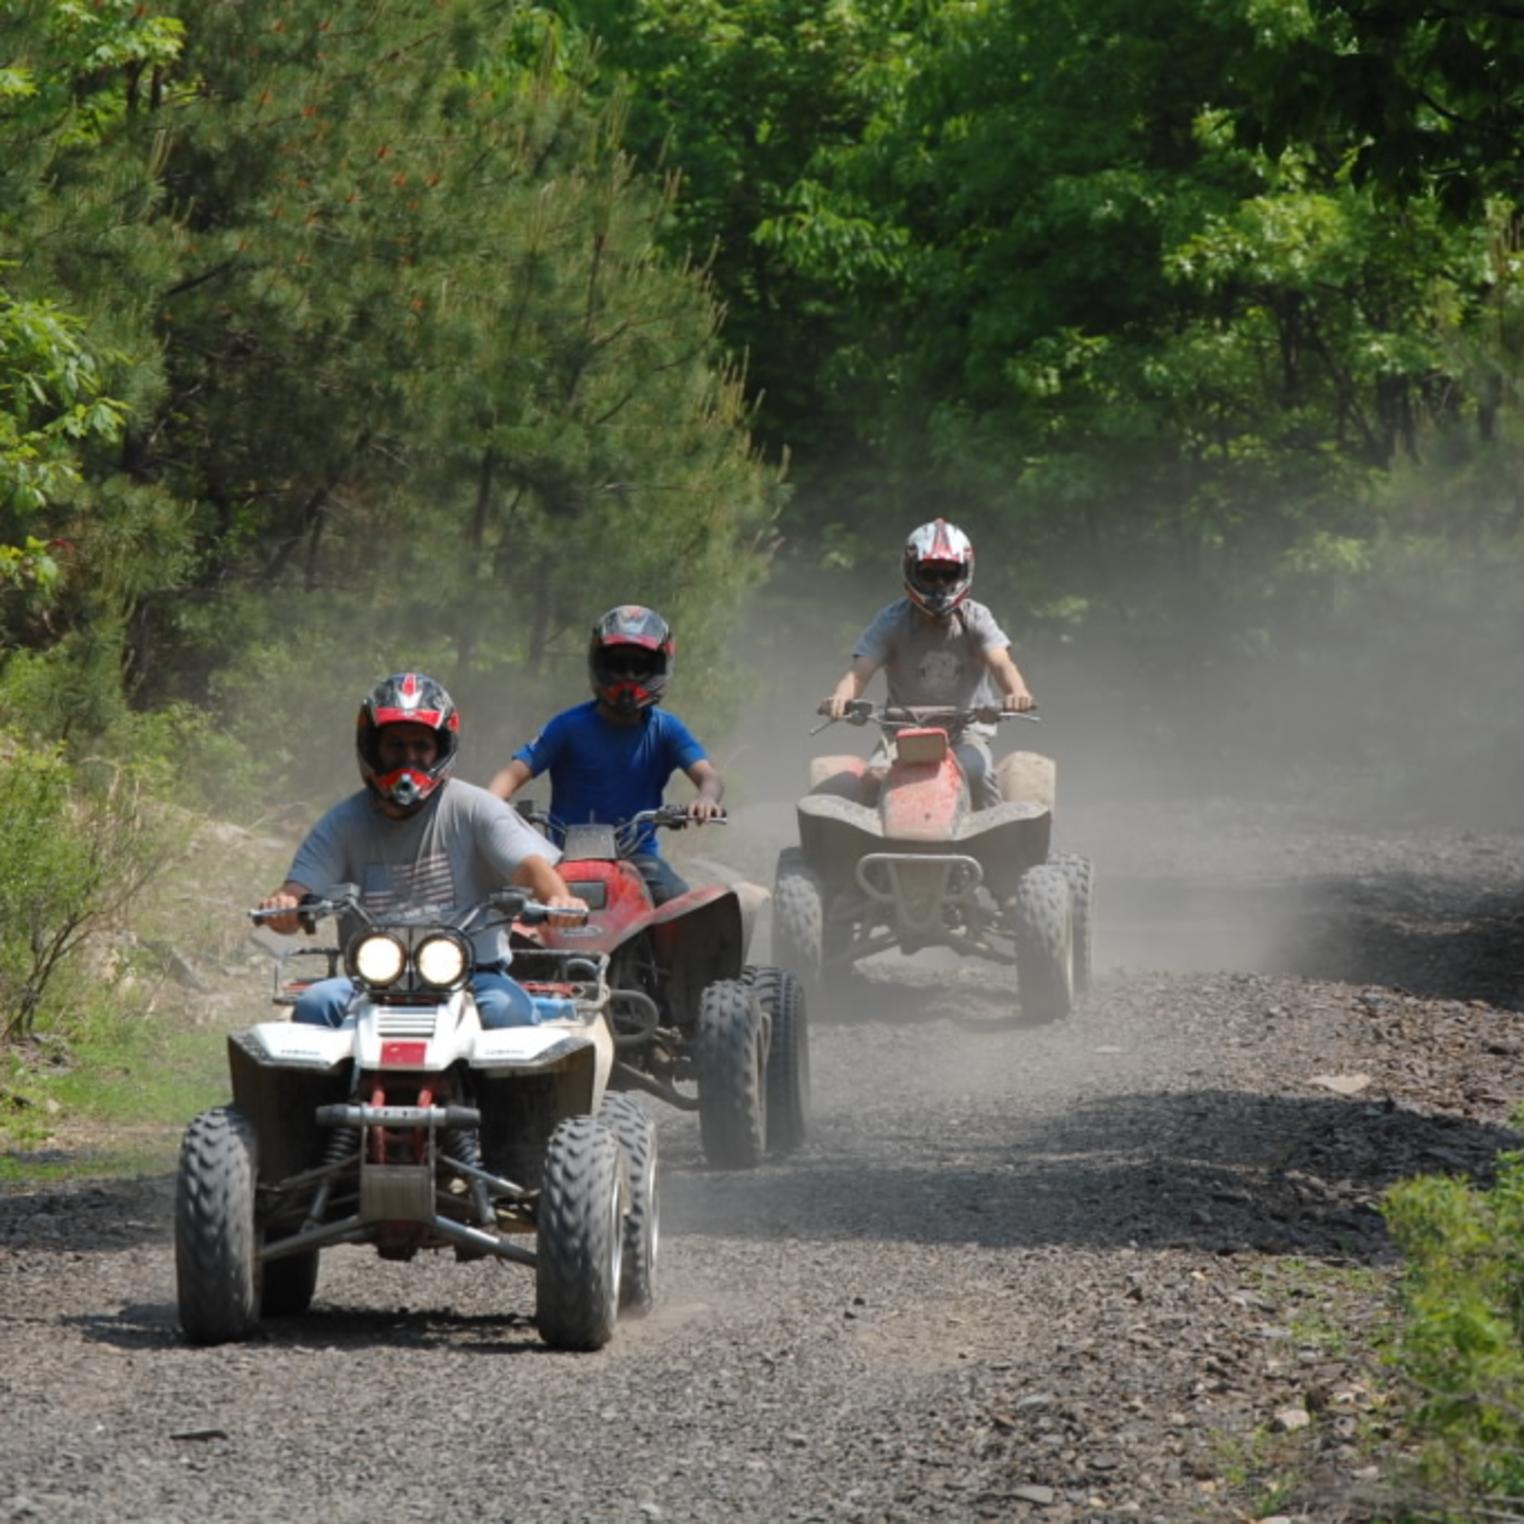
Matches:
[855,852,984,937]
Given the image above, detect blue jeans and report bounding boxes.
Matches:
[630,853,689,906]
[293,971,538,1029]
[956,737,999,810]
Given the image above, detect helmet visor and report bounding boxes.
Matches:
[915,561,966,589]
[600,647,664,680]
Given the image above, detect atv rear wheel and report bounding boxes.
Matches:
[1011,863,1074,1025]
[1049,851,1095,996]
[175,1106,261,1345]
[697,978,768,1169]
[536,1116,627,1351]
[745,965,811,1154]
[773,848,829,987]
[261,1248,319,1318]
[598,1093,659,1316]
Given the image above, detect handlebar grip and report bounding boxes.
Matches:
[520,902,592,925]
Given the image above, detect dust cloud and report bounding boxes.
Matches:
[704,542,1524,994]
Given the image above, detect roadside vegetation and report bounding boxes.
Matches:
[4,0,1524,1513]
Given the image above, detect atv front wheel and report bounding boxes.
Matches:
[598,1094,659,1316]
[536,1115,627,1351]
[1012,863,1074,1025]
[773,849,827,987]
[175,1106,261,1345]
[745,965,811,1155]
[1049,851,1095,996]
[697,978,768,1169]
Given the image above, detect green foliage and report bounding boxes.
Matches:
[1385,1135,1524,1509]
[0,0,777,800]
[0,743,173,1041]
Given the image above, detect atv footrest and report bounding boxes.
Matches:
[854,853,984,937]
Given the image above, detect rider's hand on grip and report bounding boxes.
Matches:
[687,798,726,825]
[818,695,849,720]
[252,890,306,937]
[542,895,590,928]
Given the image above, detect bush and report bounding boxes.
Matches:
[0,741,172,1041]
[1384,1124,1524,1513]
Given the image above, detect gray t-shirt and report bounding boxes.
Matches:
[853,597,1010,724]
[287,779,560,965]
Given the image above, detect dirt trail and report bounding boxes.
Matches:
[1,803,1521,1522]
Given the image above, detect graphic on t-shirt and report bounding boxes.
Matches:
[362,853,454,917]
[916,649,966,697]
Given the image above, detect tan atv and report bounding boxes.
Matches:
[772,703,1093,1022]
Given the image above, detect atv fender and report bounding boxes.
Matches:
[808,754,869,799]
[997,750,1056,813]
[649,885,748,1021]
[228,1030,349,1185]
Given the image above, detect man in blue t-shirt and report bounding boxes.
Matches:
[487,605,725,904]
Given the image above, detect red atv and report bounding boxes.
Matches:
[513,805,809,1169]
[773,703,1093,1022]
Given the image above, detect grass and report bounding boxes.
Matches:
[0,812,288,1185]
[1,1001,231,1182]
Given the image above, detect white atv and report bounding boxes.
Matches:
[174,885,656,1352]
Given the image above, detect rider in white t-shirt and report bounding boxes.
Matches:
[818,520,1036,807]
[258,672,584,1028]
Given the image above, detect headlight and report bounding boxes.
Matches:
[414,933,468,989]
[352,933,406,986]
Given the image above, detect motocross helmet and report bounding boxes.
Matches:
[355,671,460,812]
[589,605,674,714]
[903,518,975,618]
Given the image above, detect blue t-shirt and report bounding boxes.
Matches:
[514,702,706,856]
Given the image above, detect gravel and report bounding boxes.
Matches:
[1,802,1521,1522]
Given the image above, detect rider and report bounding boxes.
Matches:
[487,605,724,905]
[818,519,1036,808]
[258,672,585,1028]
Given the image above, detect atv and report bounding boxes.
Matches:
[513,804,810,1170]
[175,886,656,1351]
[773,702,1093,1022]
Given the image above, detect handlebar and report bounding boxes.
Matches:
[811,701,1040,735]
[515,800,727,849]
[249,886,589,933]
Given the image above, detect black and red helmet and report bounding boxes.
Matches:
[903,518,975,618]
[589,605,674,714]
[355,672,460,811]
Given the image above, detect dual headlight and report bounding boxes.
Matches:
[348,931,469,991]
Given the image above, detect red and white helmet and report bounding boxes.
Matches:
[903,518,975,617]
[355,672,460,811]
[589,605,674,713]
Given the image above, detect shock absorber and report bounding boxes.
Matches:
[303,1124,357,1232]
[445,1124,493,1226]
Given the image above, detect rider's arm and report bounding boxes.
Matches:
[486,758,532,802]
[684,759,725,821]
[986,646,1036,712]
[820,655,879,718]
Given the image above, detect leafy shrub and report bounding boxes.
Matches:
[0,741,173,1041]
[1384,1127,1524,1512]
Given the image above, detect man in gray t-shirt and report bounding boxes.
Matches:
[819,519,1036,808]
[259,672,583,1029]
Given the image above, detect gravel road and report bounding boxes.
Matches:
[2,801,1521,1523]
